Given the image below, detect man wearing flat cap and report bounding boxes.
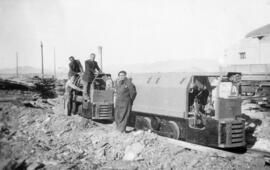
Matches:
[115,70,137,133]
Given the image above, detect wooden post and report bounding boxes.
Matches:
[16,52,18,77]
[54,47,56,78]
[40,41,44,78]
[98,46,103,71]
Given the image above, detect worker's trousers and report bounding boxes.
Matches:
[82,80,91,99]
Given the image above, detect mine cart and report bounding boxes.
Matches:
[65,73,114,120]
[241,75,270,107]
[253,83,270,107]
[130,72,246,148]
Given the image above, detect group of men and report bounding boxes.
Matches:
[67,53,136,133]
[68,53,101,98]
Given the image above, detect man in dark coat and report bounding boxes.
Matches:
[82,53,102,98]
[189,79,209,114]
[115,70,137,133]
[68,56,83,79]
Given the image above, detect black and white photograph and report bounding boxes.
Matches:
[0,0,270,169]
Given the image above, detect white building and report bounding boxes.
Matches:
[221,24,270,74]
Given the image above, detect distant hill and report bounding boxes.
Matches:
[0,59,220,79]
[104,59,220,77]
[0,66,69,79]
[0,66,51,74]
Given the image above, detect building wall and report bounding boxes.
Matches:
[260,36,270,63]
[224,36,270,66]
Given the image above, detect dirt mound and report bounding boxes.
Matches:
[0,94,269,169]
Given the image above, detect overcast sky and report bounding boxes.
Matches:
[0,0,270,72]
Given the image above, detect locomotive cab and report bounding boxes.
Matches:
[131,72,245,148]
[87,74,114,120]
[65,73,114,120]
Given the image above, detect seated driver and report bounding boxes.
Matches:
[189,79,209,114]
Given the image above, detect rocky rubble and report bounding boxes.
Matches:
[242,102,270,152]
[0,92,269,169]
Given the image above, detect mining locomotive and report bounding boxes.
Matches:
[65,73,114,120]
[130,72,246,148]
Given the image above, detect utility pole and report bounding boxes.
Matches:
[54,47,56,78]
[40,41,44,78]
[98,46,103,71]
[16,52,18,77]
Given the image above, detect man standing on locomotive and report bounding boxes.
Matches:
[82,53,102,99]
[115,71,137,133]
[68,56,83,78]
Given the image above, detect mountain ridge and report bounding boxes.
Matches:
[0,59,220,78]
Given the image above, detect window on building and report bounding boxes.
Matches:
[239,52,246,60]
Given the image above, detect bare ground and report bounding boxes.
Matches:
[0,91,269,170]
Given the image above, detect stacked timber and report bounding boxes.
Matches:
[0,78,35,90]
[0,77,57,99]
[31,76,56,98]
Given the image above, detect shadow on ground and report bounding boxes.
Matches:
[240,113,262,148]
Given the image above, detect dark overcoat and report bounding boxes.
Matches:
[115,78,137,132]
[68,60,82,78]
[82,60,101,82]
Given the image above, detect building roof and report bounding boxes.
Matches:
[245,24,270,38]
